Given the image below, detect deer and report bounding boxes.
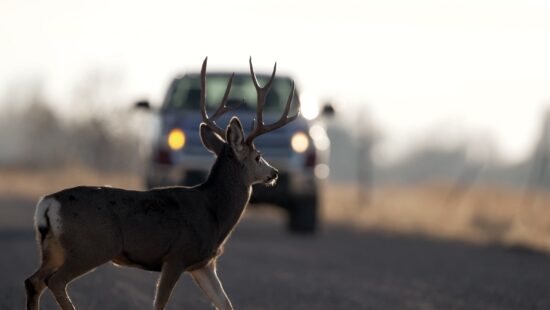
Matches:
[24,57,300,310]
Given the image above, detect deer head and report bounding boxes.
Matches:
[199,57,300,186]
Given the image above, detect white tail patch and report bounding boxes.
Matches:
[34,197,49,228]
[34,197,63,236]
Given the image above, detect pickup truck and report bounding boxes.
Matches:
[136,68,331,233]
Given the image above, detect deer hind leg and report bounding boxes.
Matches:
[45,253,111,310]
[25,262,60,310]
[190,262,233,310]
[25,229,66,310]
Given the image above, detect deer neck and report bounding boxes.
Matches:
[201,146,251,237]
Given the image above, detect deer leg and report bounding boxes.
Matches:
[190,263,233,310]
[153,261,184,310]
[25,232,65,310]
[25,264,58,310]
[46,257,109,310]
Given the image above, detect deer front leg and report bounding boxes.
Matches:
[190,262,233,310]
[154,261,184,310]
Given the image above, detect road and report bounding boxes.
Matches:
[1,196,550,310]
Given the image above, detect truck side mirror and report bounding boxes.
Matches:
[321,103,335,117]
[135,100,151,110]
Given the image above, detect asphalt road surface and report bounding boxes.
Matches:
[2,196,550,310]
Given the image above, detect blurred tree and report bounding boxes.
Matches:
[356,106,375,207]
[0,70,144,173]
[525,109,550,203]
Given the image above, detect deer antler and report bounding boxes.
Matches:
[200,57,237,138]
[245,57,300,144]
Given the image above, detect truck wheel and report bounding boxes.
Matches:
[288,195,318,234]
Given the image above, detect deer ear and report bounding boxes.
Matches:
[226,117,246,158]
[200,124,224,155]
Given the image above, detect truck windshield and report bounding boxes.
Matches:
[164,73,298,114]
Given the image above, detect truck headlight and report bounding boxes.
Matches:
[168,128,186,150]
[291,132,309,153]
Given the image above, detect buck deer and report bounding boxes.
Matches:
[24,57,299,310]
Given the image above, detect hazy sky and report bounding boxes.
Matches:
[2,0,550,163]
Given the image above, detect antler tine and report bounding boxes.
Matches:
[245,75,300,144]
[249,57,277,131]
[281,81,299,122]
[200,57,231,138]
[210,72,236,120]
[257,81,299,132]
[249,57,277,92]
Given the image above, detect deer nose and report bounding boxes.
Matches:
[271,169,279,180]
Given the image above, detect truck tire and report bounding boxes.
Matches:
[288,194,318,234]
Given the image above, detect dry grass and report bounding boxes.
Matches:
[322,182,550,253]
[0,166,141,230]
[0,165,141,199]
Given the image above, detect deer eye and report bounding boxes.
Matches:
[255,155,261,162]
